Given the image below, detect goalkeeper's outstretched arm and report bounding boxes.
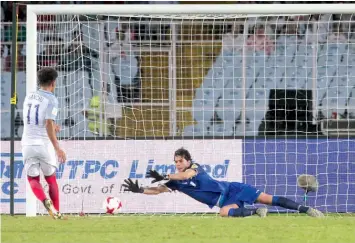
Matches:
[122,178,170,195]
[143,185,170,195]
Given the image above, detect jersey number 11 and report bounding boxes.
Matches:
[27,104,40,125]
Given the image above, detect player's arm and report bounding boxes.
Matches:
[142,185,170,195]
[46,119,60,150]
[122,179,170,195]
[147,168,196,182]
[45,98,66,163]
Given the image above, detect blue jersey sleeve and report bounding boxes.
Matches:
[45,96,59,120]
[165,180,179,191]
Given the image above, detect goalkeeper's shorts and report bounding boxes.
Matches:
[219,182,262,208]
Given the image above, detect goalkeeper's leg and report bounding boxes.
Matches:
[220,204,268,218]
[256,193,324,217]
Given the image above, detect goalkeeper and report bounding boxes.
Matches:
[122,148,324,218]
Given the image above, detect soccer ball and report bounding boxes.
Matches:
[103,197,122,214]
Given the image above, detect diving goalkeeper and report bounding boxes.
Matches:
[122,148,324,218]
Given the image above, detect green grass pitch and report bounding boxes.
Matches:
[2,214,355,243]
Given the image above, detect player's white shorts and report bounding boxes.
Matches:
[22,144,57,177]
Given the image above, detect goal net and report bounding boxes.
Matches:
[17,4,355,215]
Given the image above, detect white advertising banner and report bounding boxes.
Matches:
[1,140,242,214]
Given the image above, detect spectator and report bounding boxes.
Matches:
[3,44,25,72]
[1,2,26,22]
[247,27,274,55]
[1,45,8,71]
[1,4,4,22]
[312,14,332,43]
[83,95,113,136]
[37,40,62,67]
[222,24,245,53]
[276,23,298,45]
[62,29,99,96]
[108,26,140,103]
[328,22,347,43]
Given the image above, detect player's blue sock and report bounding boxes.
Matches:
[228,208,257,217]
[272,196,309,213]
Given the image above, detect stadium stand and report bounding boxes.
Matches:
[1,2,355,138]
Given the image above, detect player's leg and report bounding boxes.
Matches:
[42,143,60,212]
[220,184,267,218]
[26,161,47,202]
[256,192,324,217]
[42,163,59,211]
[220,204,253,217]
[23,145,61,219]
[41,144,67,220]
[220,204,267,218]
[26,160,59,219]
[23,146,48,201]
[41,163,67,220]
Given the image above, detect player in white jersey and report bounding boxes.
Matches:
[22,67,66,220]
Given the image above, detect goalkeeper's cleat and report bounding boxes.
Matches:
[306,207,324,218]
[43,199,59,219]
[256,208,268,218]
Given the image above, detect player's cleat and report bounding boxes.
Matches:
[43,199,59,219]
[306,207,324,218]
[256,208,268,218]
[56,212,68,220]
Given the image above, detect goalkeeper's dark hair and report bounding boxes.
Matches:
[174,148,192,162]
[37,67,58,87]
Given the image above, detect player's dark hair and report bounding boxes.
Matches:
[174,148,192,162]
[37,67,58,87]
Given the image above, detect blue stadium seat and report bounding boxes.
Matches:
[1,72,11,112]
[192,108,214,124]
[1,112,11,138]
[210,123,234,136]
[246,89,269,109]
[4,31,355,138]
[16,72,27,110]
[347,89,355,117]
[183,122,210,136]
[320,86,350,118]
[243,110,266,136]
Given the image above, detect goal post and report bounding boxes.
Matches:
[24,4,355,216]
[26,4,355,15]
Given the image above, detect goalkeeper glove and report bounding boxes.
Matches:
[122,178,144,193]
[146,170,169,183]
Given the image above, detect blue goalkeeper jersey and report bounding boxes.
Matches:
[165,163,230,208]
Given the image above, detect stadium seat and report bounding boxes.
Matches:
[320,86,349,118]
[244,109,266,136]
[4,29,355,139]
[16,72,27,110]
[192,108,214,124]
[183,122,210,136]
[347,89,355,117]
[1,72,11,112]
[1,112,11,138]
[211,123,234,136]
[246,89,269,109]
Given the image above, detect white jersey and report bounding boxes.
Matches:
[22,89,58,146]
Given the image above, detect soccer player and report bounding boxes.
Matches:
[22,67,66,219]
[122,148,324,218]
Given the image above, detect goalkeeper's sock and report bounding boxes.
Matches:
[27,176,47,202]
[228,208,257,217]
[45,174,60,211]
[272,196,309,213]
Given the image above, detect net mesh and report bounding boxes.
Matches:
[2,12,355,214]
